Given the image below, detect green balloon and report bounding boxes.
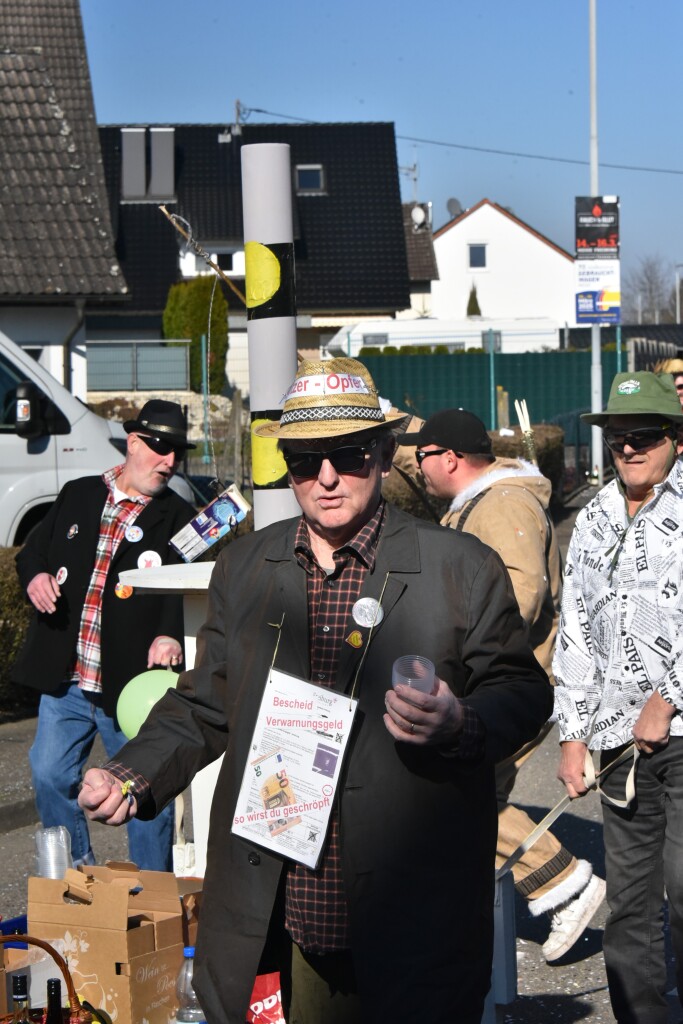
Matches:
[116,669,174,740]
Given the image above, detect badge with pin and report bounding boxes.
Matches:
[352,598,384,628]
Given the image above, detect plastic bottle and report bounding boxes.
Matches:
[174,946,206,1023]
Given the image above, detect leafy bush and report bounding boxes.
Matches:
[466,284,481,317]
[0,548,38,722]
[163,277,228,394]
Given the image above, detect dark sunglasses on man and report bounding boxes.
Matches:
[603,425,674,454]
[136,433,185,459]
[282,438,377,479]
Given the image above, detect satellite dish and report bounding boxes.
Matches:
[447,197,463,219]
[411,205,426,228]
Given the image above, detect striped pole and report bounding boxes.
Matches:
[241,143,300,530]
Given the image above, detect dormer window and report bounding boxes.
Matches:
[296,164,326,194]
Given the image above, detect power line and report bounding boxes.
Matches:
[242,105,683,178]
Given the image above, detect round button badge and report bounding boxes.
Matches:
[352,598,384,628]
[137,550,162,570]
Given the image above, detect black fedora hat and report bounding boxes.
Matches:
[124,400,196,449]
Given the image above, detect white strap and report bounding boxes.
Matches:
[583,744,639,808]
[496,743,638,881]
[174,793,185,846]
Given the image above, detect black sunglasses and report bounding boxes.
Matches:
[415,448,449,466]
[283,438,377,479]
[137,434,184,458]
[603,426,673,454]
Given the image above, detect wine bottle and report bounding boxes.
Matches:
[11,974,30,1024]
[45,977,62,1024]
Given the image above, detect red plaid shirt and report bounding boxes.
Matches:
[73,465,149,693]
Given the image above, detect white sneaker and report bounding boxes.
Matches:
[542,874,606,962]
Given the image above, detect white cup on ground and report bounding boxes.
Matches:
[392,655,436,694]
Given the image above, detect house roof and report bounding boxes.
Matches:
[433,198,574,263]
[97,121,410,317]
[0,0,127,300]
[402,203,439,283]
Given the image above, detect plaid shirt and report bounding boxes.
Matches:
[283,500,386,952]
[73,465,149,693]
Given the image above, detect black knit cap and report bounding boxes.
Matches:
[124,399,196,449]
[397,409,492,455]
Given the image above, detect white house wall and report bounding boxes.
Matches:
[0,306,88,399]
[431,204,577,327]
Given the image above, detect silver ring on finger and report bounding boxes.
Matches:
[410,722,415,734]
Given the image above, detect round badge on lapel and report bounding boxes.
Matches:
[67,524,79,540]
[137,550,162,570]
[125,525,144,543]
[115,582,134,600]
[352,598,383,627]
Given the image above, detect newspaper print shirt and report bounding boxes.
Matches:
[553,458,683,749]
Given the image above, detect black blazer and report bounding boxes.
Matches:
[12,475,195,716]
[116,503,553,1023]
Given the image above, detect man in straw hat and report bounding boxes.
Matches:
[12,399,196,871]
[79,358,551,1024]
[554,371,683,1022]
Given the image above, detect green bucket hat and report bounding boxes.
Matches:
[582,371,683,426]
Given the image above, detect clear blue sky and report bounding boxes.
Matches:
[81,0,683,280]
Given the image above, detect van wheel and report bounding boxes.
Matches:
[14,506,49,546]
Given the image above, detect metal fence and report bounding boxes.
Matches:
[86,340,190,391]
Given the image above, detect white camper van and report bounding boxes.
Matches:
[0,330,192,547]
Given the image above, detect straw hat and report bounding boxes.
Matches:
[253,358,408,439]
[582,371,683,426]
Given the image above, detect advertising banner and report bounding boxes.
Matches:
[575,259,621,324]
[575,196,620,259]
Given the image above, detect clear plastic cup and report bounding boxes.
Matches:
[392,656,436,694]
[34,826,73,879]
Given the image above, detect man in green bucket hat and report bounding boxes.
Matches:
[554,371,683,1022]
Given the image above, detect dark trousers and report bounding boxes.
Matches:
[600,738,683,1024]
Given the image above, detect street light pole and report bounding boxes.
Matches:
[675,265,683,324]
[589,0,603,486]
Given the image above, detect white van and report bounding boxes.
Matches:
[0,330,193,547]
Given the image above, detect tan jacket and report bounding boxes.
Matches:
[442,457,562,681]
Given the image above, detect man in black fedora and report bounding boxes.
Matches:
[79,360,551,1024]
[12,400,196,871]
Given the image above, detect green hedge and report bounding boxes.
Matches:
[0,548,38,722]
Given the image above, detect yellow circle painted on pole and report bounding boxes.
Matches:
[245,241,281,308]
[251,420,288,486]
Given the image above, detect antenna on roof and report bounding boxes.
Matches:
[399,145,419,203]
[447,197,463,219]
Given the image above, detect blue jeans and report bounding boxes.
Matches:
[600,738,683,1024]
[29,683,173,871]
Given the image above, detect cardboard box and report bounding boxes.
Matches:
[176,878,203,948]
[27,862,186,1024]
